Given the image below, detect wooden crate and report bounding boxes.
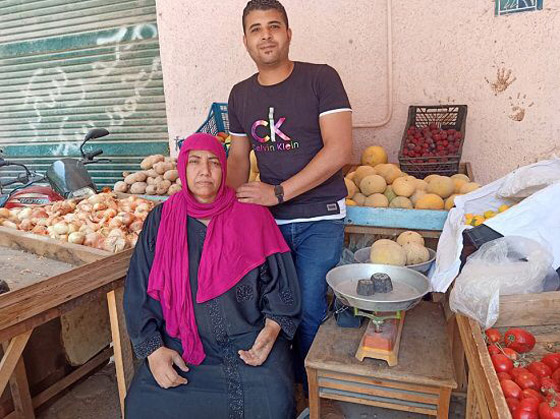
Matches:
[344,162,474,233]
[457,291,560,418]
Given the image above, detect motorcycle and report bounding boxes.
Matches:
[0,128,111,208]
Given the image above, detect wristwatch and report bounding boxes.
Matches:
[274,184,284,204]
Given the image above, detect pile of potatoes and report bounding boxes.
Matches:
[370,231,432,266]
[113,155,182,196]
[345,146,480,211]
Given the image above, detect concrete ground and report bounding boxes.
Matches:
[37,362,465,419]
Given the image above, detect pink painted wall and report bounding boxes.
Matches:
[155,0,560,185]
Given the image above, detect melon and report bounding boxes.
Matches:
[370,244,406,266]
[389,196,413,209]
[402,243,430,265]
[427,176,455,199]
[415,179,429,191]
[344,177,358,198]
[353,193,367,206]
[451,173,470,182]
[346,171,356,181]
[372,239,401,249]
[392,176,416,198]
[415,194,445,210]
[453,178,467,194]
[353,166,377,187]
[383,185,397,203]
[249,150,259,173]
[396,231,425,247]
[376,164,403,185]
[445,194,458,210]
[460,182,481,194]
[364,193,389,208]
[361,146,388,167]
[410,189,427,206]
[360,175,387,196]
[346,199,357,206]
[424,174,440,184]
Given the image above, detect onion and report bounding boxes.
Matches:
[19,219,34,231]
[2,220,17,229]
[53,222,69,235]
[16,207,32,221]
[93,202,108,211]
[103,234,128,253]
[129,220,144,232]
[109,217,123,229]
[0,208,11,218]
[68,232,85,245]
[67,223,80,234]
[31,225,48,235]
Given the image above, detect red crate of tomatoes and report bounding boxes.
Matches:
[398,105,467,178]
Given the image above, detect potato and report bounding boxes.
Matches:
[129,182,147,194]
[140,154,165,170]
[163,169,179,182]
[167,184,182,195]
[156,179,172,195]
[144,169,158,178]
[145,185,157,195]
[153,161,174,175]
[164,156,177,164]
[124,172,147,185]
[113,181,128,193]
[147,176,163,186]
[176,177,182,186]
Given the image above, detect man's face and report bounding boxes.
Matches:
[243,9,291,68]
[185,150,222,203]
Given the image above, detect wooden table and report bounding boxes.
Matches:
[305,301,457,418]
[0,227,134,418]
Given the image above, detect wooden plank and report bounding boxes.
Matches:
[318,392,436,416]
[437,387,451,419]
[107,288,134,418]
[2,345,34,419]
[494,291,560,328]
[0,330,33,395]
[0,226,110,265]
[0,249,133,338]
[307,367,320,419]
[31,347,112,409]
[447,314,467,391]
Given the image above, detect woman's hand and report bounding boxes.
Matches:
[238,318,281,366]
[147,346,189,389]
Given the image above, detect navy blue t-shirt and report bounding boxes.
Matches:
[228,61,351,220]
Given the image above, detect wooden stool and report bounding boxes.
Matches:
[305,301,457,418]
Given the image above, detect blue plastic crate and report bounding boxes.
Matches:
[176,102,229,151]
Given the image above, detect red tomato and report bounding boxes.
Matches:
[522,388,545,402]
[498,372,513,381]
[516,372,541,391]
[513,411,538,419]
[541,377,560,394]
[529,361,553,378]
[512,367,531,379]
[553,369,560,384]
[493,354,514,373]
[507,396,521,410]
[486,328,502,344]
[518,397,541,412]
[503,348,520,360]
[539,399,560,419]
[505,329,536,353]
[488,344,501,356]
[542,354,560,372]
[501,379,523,399]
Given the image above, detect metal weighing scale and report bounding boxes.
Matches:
[326,264,430,366]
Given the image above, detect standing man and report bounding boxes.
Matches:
[227,0,353,395]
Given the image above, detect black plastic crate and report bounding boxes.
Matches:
[398,105,467,178]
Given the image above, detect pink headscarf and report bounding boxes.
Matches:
[147,133,290,365]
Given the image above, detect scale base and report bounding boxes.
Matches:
[355,311,406,366]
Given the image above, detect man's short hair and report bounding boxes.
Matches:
[242,0,289,33]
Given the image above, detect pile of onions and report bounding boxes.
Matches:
[0,193,156,253]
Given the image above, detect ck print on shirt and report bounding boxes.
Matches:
[251,107,300,153]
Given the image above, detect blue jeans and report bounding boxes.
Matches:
[278,219,345,387]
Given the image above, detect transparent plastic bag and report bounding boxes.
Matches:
[449,236,556,329]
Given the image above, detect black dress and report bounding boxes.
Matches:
[124,205,301,419]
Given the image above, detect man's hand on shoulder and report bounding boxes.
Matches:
[236,181,278,206]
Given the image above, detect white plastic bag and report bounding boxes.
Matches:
[449,236,555,329]
[498,158,560,199]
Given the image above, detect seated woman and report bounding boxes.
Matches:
[124,133,301,419]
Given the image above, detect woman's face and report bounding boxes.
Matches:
[186,150,222,203]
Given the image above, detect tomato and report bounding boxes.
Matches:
[522,388,545,402]
[513,411,538,419]
[542,354,560,372]
[505,329,536,353]
[512,368,531,379]
[553,369,560,384]
[541,377,560,394]
[518,397,541,412]
[492,354,514,373]
[516,372,541,391]
[508,397,520,414]
[486,328,502,344]
[501,379,523,399]
[529,361,553,378]
[503,348,520,360]
[488,344,501,356]
[539,399,560,419]
[498,372,513,381]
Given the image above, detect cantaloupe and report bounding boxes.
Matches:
[383,185,397,203]
[460,182,481,194]
[424,174,440,184]
[427,176,455,199]
[392,176,416,198]
[360,175,387,196]
[402,243,430,265]
[344,177,358,198]
[353,193,367,206]
[346,171,356,181]
[396,231,425,247]
[346,199,357,206]
[453,178,467,194]
[415,194,445,210]
[445,194,458,210]
[364,193,389,208]
[249,150,259,173]
[415,179,429,191]
[451,173,470,182]
[410,189,427,206]
[376,164,403,185]
[389,196,413,209]
[372,239,401,249]
[370,244,406,266]
[361,146,388,167]
[353,166,377,187]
